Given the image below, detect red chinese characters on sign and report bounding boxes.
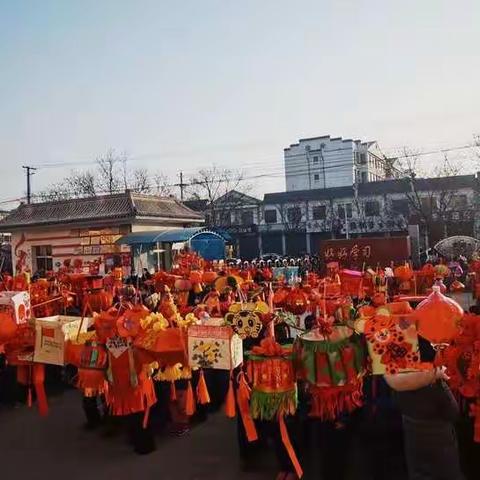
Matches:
[324,244,370,262]
[320,237,411,267]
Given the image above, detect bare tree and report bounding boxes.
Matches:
[398,148,463,248]
[130,168,151,193]
[152,172,173,196]
[187,166,252,227]
[96,149,122,194]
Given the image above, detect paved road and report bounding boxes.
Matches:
[0,390,272,480]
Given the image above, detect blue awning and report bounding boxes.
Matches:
[116,227,230,245]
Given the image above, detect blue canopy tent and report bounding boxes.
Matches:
[116,227,230,270]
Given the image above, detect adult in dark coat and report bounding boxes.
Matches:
[386,337,464,480]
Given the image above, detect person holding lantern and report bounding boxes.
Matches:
[385,286,466,480]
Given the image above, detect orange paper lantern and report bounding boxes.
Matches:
[414,286,463,345]
[394,264,413,282]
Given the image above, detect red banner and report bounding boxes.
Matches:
[320,236,411,268]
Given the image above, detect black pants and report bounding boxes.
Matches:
[125,411,156,455]
[403,416,464,480]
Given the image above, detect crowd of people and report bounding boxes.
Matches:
[1,250,480,480]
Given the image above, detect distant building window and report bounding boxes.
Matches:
[287,206,302,224]
[241,210,254,225]
[361,172,368,183]
[312,156,319,163]
[312,205,326,220]
[420,197,437,213]
[264,209,277,224]
[313,174,320,182]
[391,199,410,216]
[360,153,367,165]
[217,211,231,226]
[338,203,353,218]
[365,200,380,216]
[34,245,53,272]
[451,194,468,209]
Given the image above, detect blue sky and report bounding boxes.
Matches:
[1,0,479,205]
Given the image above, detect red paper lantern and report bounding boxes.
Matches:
[84,289,113,313]
[394,265,413,282]
[273,287,289,307]
[117,304,150,338]
[189,271,203,284]
[175,278,192,291]
[414,286,463,345]
[285,289,309,315]
[202,271,218,284]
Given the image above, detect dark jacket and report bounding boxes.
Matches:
[395,381,464,480]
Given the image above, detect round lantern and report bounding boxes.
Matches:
[175,278,192,292]
[273,287,289,307]
[202,271,218,284]
[394,264,413,282]
[189,271,203,284]
[117,304,150,338]
[285,289,309,315]
[414,286,463,345]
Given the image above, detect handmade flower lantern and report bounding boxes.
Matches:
[414,286,463,346]
[246,337,303,478]
[364,305,420,375]
[4,324,48,416]
[442,313,480,442]
[294,326,365,420]
[65,331,108,393]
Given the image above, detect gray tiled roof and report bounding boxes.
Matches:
[264,175,477,203]
[0,191,203,229]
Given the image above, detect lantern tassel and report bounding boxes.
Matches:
[279,414,303,478]
[196,370,210,405]
[185,380,196,416]
[236,372,257,442]
[224,374,236,418]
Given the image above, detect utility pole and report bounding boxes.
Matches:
[22,166,37,204]
[178,171,187,201]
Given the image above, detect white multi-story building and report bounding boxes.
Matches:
[284,135,389,192]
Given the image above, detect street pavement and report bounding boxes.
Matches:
[0,389,272,480]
